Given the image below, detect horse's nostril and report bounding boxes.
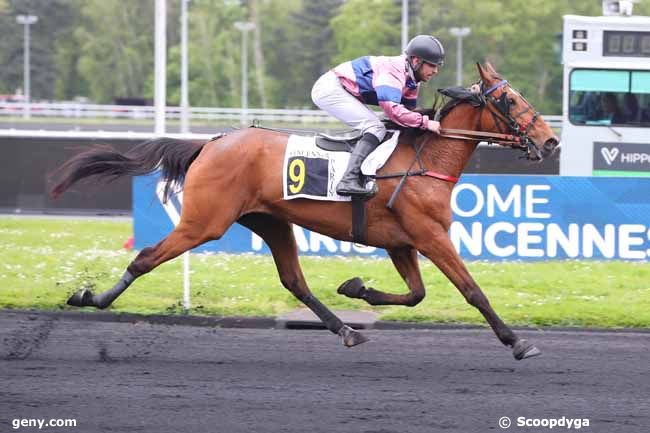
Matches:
[542,137,559,157]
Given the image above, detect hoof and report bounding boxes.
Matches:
[513,339,542,360]
[338,325,369,348]
[337,277,366,299]
[67,289,95,308]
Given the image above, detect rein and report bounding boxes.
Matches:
[437,128,521,146]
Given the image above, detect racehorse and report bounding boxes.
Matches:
[51,63,559,360]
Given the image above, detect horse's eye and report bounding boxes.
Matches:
[508,98,516,105]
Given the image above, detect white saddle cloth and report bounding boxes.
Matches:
[282,131,400,201]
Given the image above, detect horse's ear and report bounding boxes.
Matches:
[485,61,498,75]
[476,62,490,81]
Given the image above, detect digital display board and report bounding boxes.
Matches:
[603,31,650,57]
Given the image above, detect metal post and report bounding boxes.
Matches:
[23,20,30,119]
[449,27,471,86]
[180,0,190,134]
[16,15,38,119]
[154,0,167,135]
[183,251,190,310]
[241,28,248,125]
[401,0,408,51]
[234,22,255,126]
[456,34,462,86]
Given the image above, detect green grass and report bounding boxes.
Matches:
[1,217,649,328]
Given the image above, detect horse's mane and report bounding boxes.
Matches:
[415,93,445,119]
[421,95,462,122]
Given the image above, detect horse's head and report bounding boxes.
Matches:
[476,62,560,161]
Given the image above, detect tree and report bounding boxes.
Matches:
[330,0,401,64]
[250,0,267,108]
[0,0,79,100]
[5,0,650,112]
[175,0,244,107]
[415,0,574,113]
[54,0,87,100]
[73,1,155,103]
[253,0,301,107]
[287,0,343,107]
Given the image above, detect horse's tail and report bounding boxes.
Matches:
[50,137,205,201]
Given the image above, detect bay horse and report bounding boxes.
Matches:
[51,63,559,360]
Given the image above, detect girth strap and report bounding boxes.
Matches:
[351,197,368,245]
[424,171,460,183]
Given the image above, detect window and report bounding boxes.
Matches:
[569,69,650,127]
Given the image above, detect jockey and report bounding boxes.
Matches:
[311,35,445,198]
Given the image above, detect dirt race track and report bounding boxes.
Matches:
[1,310,648,433]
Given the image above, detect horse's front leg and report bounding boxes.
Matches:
[337,247,426,306]
[414,223,541,360]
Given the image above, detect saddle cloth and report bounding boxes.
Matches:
[282,131,400,201]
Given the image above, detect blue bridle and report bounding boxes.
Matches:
[484,79,508,96]
[481,79,542,161]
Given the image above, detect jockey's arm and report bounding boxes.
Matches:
[379,100,430,130]
[375,71,438,132]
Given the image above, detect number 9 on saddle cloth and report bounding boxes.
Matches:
[282,131,400,201]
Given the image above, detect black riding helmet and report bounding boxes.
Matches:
[405,35,445,71]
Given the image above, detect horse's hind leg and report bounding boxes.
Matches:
[239,213,368,347]
[68,176,246,309]
[67,221,215,309]
[337,247,426,306]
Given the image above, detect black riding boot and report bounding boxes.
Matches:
[336,133,380,198]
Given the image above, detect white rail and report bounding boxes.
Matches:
[0,102,332,123]
[0,102,562,128]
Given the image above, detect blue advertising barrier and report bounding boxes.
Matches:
[134,173,650,260]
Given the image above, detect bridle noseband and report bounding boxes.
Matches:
[482,79,543,161]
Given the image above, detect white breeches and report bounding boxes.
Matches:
[311,71,387,141]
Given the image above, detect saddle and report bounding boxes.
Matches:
[315,131,394,152]
[314,134,359,152]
